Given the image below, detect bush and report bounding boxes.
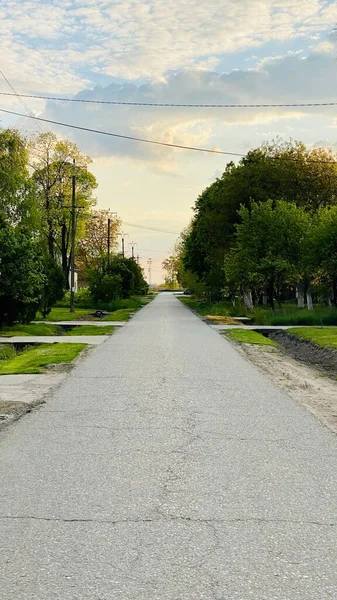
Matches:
[0,344,16,362]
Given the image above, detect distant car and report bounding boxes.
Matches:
[183,289,191,295]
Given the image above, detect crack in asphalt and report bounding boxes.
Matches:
[1,515,335,527]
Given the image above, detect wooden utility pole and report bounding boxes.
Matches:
[70,159,76,313]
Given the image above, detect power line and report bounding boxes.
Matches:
[0,91,336,108]
[0,72,46,134]
[0,107,242,157]
[1,106,337,165]
[123,222,180,234]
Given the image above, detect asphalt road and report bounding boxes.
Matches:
[1,293,337,599]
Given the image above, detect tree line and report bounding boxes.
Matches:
[0,128,148,325]
[163,139,337,309]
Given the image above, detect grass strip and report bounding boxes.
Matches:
[0,323,62,337]
[102,309,134,321]
[0,343,86,375]
[65,325,114,336]
[289,327,337,349]
[224,330,278,346]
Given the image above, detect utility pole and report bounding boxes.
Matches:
[70,158,76,313]
[119,232,128,258]
[147,258,153,286]
[107,218,111,256]
[107,211,118,258]
[130,241,137,260]
[136,255,140,265]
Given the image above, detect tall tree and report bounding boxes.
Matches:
[224,201,310,308]
[30,133,97,283]
[183,139,337,298]
[76,210,121,274]
[0,128,38,227]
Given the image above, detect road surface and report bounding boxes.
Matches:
[1,293,336,599]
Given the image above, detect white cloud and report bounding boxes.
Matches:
[15,44,333,166]
[0,0,336,93]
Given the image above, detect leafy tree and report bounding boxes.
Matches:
[162,255,180,287]
[183,139,337,298]
[224,201,310,308]
[308,206,337,305]
[0,128,38,227]
[88,255,148,303]
[76,210,121,274]
[0,215,46,325]
[30,133,97,283]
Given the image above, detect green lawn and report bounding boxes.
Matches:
[103,308,135,321]
[224,330,278,346]
[0,323,62,337]
[290,327,337,349]
[36,307,93,322]
[0,343,86,375]
[65,325,114,336]
[180,297,337,326]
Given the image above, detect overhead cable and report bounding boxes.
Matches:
[0,91,336,108]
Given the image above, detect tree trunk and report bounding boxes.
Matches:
[332,278,337,306]
[306,288,313,311]
[243,290,253,310]
[297,285,305,308]
[267,278,274,310]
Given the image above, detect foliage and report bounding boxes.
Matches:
[180,297,337,325]
[88,255,148,302]
[0,128,38,227]
[307,206,337,305]
[0,343,86,375]
[162,254,181,287]
[225,200,310,307]
[76,210,121,274]
[0,344,16,362]
[181,139,337,298]
[39,255,66,317]
[30,132,97,283]
[0,217,47,325]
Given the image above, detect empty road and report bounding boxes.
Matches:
[1,293,336,599]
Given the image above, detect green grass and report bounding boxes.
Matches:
[289,327,337,349]
[0,343,86,375]
[65,325,114,336]
[0,323,62,337]
[36,307,93,322]
[37,296,147,323]
[180,297,337,326]
[0,344,16,362]
[224,330,278,346]
[103,308,135,321]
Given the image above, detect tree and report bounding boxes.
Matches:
[30,133,97,283]
[0,128,38,228]
[308,206,337,305]
[162,255,180,287]
[182,139,337,298]
[0,215,44,324]
[224,201,310,308]
[76,210,121,274]
[88,255,148,303]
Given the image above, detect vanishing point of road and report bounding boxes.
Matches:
[1,293,336,599]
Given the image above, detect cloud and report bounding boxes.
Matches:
[0,0,336,93]
[20,44,335,165]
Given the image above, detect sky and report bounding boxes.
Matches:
[1,0,337,282]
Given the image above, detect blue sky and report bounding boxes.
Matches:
[1,0,337,280]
